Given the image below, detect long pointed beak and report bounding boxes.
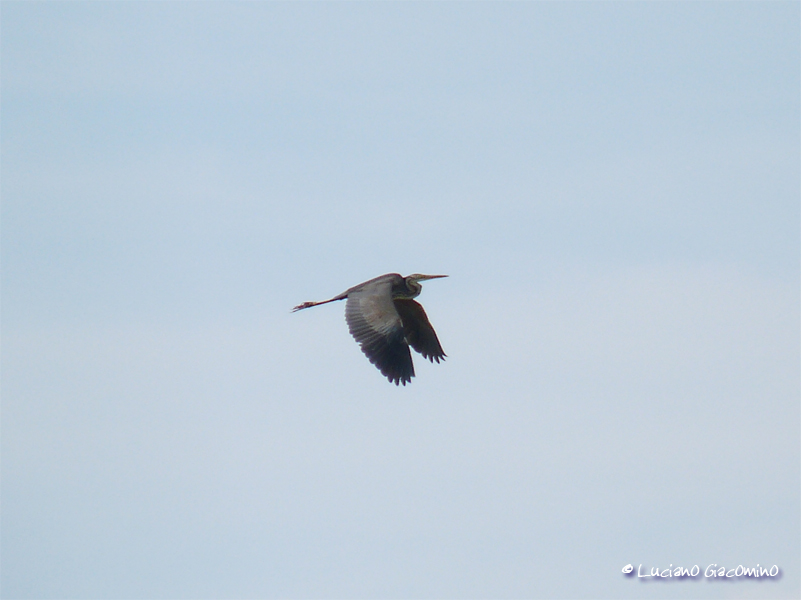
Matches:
[415,274,448,281]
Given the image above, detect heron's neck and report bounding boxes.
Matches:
[393,279,421,299]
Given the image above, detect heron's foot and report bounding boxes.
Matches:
[292,301,316,312]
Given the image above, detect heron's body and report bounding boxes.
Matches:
[293,273,447,385]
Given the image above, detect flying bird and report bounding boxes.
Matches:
[293,273,447,385]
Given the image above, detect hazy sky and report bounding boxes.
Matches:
[2,2,799,599]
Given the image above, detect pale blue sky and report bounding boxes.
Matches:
[2,2,799,599]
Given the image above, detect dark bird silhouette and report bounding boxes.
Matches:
[293,273,447,385]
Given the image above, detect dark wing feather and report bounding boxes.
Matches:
[393,299,446,363]
[345,281,414,385]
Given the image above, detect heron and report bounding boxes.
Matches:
[293,273,447,385]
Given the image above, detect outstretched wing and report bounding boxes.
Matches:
[345,280,414,385]
[393,299,446,363]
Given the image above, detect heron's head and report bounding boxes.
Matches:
[403,274,448,298]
